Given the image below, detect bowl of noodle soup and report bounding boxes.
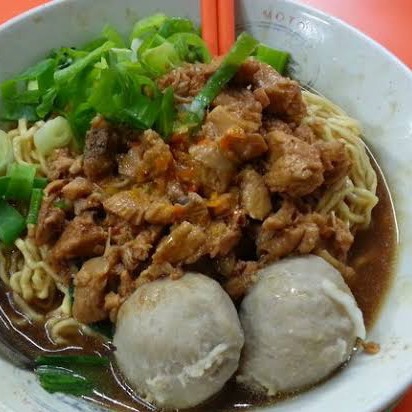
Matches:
[0,0,411,412]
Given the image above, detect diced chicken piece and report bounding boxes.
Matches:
[117,145,140,178]
[256,199,353,264]
[72,256,111,324]
[105,268,136,322]
[262,118,293,135]
[206,221,241,258]
[157,61,218,102]
[293,124,316,144]
[135,262,183,288]
[234,59,307,123]
[144,199,178,225]
[152,222,206,265]
[61,177,95,201]
[224,261,260,300]
[68,155,83,175]
[215,253,238,278]
[258,223,307,262]
[35,194,66,246]
[104,214,138,245]
[118,130,173,182]
[318,214,354,261]
[219,128,268,162]
[315,140,352,185]
[51,213,107,261]
[103,189,150,226]
[189,140,236,194]
[239,168,272,220]
[104,292,123,323]
[119,226,163,272]
[205,89,262,136]
[83,126,121,181]
[166,181,186,203]
[47,149,78,180]
[173,192,211,225]
[73,192,104,216]
[264,130,324,197]
[261,199,296,231]
[205,105,260,136]
[207,190,239,218]
[256,200,310,261]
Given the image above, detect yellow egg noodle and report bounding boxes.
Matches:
[302,90,378,231]
[0,120,99,341]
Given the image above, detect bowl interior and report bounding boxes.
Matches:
[0,1,412,411]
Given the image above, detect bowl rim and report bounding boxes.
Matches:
[0,0,411,411]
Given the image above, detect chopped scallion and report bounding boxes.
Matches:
[0,200,26,245]
[188,32,259,121]
[5,163,36,202]
[254,43,290,74]
[33,177,48,190]
[155,87,176,140]
[54,41,115,85]
[26,189,44,225]
[0,176,10,197]
[35,355,109,367]
[36,366,94,396]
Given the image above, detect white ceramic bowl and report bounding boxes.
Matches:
[0,1,411,411]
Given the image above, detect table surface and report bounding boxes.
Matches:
[0,1,411,411]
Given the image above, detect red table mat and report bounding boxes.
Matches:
[0,1,411,411]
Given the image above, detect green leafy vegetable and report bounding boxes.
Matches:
[66,104,96,148]
[0,14,215,140]
[0,176,10,197]
[36,87,57,118]
[158,17,198,38]
[188,32,259,123]
[15,58,56,82]
[254,43,290,74]
[130,13,167,41]
[33,177,48,189]
[168,33,211,63]
[109,48,133,64]
[26,188,44,225]
[80,38,107,53]
[0,15,276,147]
[36,366,94,396]
[155,87,176,140]
[1,80,39,121]
[140,41,182,76]
[54,41,115,85]
[5,163,36,202]
[0,130,14,175]
[35,355,109,367]
[0,58,57,122]
[102,25,126,48]
[0,200,26,245]
[136,33,166,61]
[89,65,161,129]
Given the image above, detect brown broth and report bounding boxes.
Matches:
[347,156,398,329]
[0,160,397,412]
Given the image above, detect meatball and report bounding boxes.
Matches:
[238,255,365,395]
[113,273,244,409]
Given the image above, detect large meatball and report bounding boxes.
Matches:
[114,273,244,409]
[238,255,365,395]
